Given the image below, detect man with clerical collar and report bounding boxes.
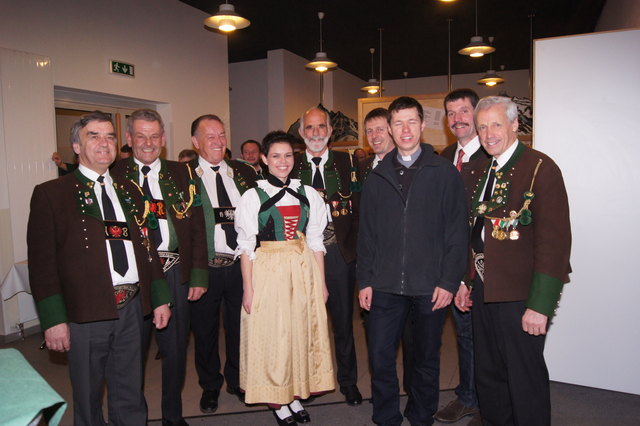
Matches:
[358,96,468,426]
[456,96,571,425]
[290,106,363,406]
[361,107,395,177]
[27,111,172,425]
[432,88,488,426]
[111,109,208,426]
[188,114,257,413]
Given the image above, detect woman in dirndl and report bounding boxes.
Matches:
[235,130,335,425]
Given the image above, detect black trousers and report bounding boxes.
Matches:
[154,264,190,422]
[367,291,446,426]
[190,262,243,392]
[69,294,146,426]
[472,278,550,426]
[324,243,358,388]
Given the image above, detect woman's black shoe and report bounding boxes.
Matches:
[290,408,310,423]
[273,409,297,426]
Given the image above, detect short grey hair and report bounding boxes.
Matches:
[126,109,164,135]
[299,107,331,130]
[475,96,518,123]
[69,111,113,147]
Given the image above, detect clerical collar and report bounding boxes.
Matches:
[396,145,422,168]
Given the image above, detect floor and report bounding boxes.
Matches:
[1,305,461,425]
[4,308,640,425]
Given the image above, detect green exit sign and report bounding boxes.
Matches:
[110,60,135,77]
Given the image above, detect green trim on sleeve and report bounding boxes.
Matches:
[36,294,68,331]
[525,272,564,318]
[151,278,172,309]
[189,268,209,288]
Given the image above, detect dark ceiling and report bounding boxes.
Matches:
[180,0,605,81]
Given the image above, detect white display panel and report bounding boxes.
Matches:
[535,29,640,395]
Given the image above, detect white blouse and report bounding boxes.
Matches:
[235,179,328,260]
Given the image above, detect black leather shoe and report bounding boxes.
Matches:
[226,385,246,403]
[272,409,297,425]
[199,389,220,413]
[290,408,310,423]
[341,385,363,406]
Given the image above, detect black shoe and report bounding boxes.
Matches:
[199,389,220,413]
[341,385,363,406]
[290,408,310,423]
[226,385,246,403]
[162,419,189,426]
[272,409,297,426]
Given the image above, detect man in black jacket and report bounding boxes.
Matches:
[358,97,468,426]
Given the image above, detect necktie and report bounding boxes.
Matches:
[141,166,162,249]
[211,166,238,250]
[311,157,324,189]
[97,175,129,276]
[455,149,465,172]
[471,159,497,253]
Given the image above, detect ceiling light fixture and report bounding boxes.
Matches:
[204,1,250,33]
[360,48,381,95]
[306,12,338,73]
[458,0,495,57]
[477,46,505,86]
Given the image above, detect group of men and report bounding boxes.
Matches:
[28,88,570,426]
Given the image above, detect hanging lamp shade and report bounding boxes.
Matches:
[306,52,338,72]
[204,3,250,32]
[360,78,381,94]
[458,35,495,57]
[477,69,505,86]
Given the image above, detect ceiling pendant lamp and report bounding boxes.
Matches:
[458,0,495,57]
[306,12,338,73]
[360,48,381,95]
[477,50,505,86]
[204,1,250,33]
[477,69,504,86]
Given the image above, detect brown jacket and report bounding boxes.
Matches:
[462,142,571,316]
[111,158,209,287]
[27,169,171,331]
[292,150,360,263]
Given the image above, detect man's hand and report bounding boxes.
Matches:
[44,323,71,352]
[432,287,453,311]
[187,286,207,302]
[359,286,373,311]
[454,283,473,312]
[522,308,548,336]
[153,304,171,329]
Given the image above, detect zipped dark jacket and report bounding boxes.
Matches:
[357,144,468,296]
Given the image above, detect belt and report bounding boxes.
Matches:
[113,283,139,309]
[157,251,180,274]
[208,252,238,268]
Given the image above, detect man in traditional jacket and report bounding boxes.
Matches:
[188,114,257,413]
[27,111,172,425]
[456,96,571,426]
[291,107,363,406]
[111,109,208,426]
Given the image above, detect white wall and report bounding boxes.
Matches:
[0,0,229,159]
[0,0,229,337]
[229,59,268,156]
[535,29,640,395]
